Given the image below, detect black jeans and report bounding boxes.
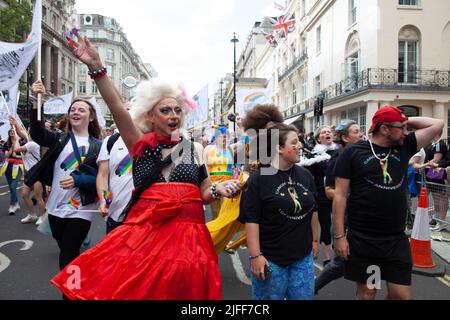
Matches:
[314,255,345,293]
[317,201,332,246]
[106,217,123,234]
[48,214,91,270]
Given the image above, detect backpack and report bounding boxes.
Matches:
[107,133,121,155]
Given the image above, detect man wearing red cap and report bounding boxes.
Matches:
[332,106,443,300]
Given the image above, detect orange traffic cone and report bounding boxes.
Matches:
[410,187,435,268]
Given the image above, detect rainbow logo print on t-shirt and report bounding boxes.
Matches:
[115,154,132,177]
[60,146,87,171]
[57,197,80,210]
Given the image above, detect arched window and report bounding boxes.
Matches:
[398,26,421,83]
[344,31,361,89]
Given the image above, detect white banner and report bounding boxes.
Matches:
[89,96,106,128]
[0,83,20,141]
[0,0,42,91]
[186,85,209,129]
[236,86,273,117]
[43,91,73,115]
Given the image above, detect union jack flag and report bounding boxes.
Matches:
[262,31,278,48]
[270,13,296,38]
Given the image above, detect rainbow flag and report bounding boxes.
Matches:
[57,197,80,210]
[103,190,113,207]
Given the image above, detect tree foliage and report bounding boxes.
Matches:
[0,0,32,42]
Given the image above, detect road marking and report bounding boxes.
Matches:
[0,186,22,197]
[0,240,34,273]
[229,251,252,286]
[314,262,324,272]
[436,276,450,288]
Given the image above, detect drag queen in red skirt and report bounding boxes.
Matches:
[51,32,243,300]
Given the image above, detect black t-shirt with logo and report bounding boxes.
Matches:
[334,133,417,235]
[238,166,317,267]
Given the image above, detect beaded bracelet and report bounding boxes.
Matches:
[210,183,220,199]
[88,67,107,80]
[249,252,263,260]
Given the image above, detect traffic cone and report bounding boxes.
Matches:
[410,187,436,268]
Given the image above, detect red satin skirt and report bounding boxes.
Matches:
[51,183,222,300]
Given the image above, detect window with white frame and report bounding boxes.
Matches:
[341,106,367,132]
[61,56,66,79]
[79,81,86,94]
[106,65,113,79]
[399,0,418,5]
[107,48,115,60]
[107,32,114,41]
[92,81,98,94]
[316,26,322,54]
[398,26,420,84]
[78,63,87,76]
[61,83,65,95]
[292,83,297,105]
[301,0,306,17]
[301,76,308,101]
[314,75,321,96]
[349,0,357,25]
[93,30,99,38]
[68,61,73,81]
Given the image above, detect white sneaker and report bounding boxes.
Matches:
[35,216,44,226]
[430,223,445,232]
[21,214,38,224]
[12,203,20,212]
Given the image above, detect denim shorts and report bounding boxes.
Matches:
[251,253,315,300]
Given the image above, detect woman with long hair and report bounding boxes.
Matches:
[1,128,24,215]
[239,122,319,300]
[50,32,242,300]
[26,81,102,278]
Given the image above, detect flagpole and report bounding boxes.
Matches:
[36,43,42,121]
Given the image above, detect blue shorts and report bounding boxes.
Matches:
[252,253,315,300]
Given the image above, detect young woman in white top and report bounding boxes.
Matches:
[27,81,102,278]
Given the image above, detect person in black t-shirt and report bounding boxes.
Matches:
[333,106,444,300]
[314,120,364,295]
[239,123,319,300]
[424,132,448,231]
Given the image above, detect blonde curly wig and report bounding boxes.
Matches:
[128,79,188,133]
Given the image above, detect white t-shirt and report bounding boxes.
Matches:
[47,135,97,221]
[23,141,41,171]
[97,135,134,222]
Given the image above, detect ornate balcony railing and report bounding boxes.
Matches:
[278,51,308,82]
[323,68,450,103]
[282,98,315,119]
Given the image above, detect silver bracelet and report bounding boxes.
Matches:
[210,183,220,199]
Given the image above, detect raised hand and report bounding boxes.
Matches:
[65,29,102,69]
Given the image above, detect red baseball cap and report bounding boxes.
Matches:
[369,106,408,133]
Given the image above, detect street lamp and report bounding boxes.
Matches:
[230,32,239,132]
[219,80,224,124]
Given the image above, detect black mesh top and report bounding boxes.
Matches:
[133,139,208,188]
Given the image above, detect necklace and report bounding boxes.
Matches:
[279,167,295,185]
[368,140,393,184]
[279,167,302,215]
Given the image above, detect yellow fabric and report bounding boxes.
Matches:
[207,171,249,254]
[0,161,8,176]
[225,231,247,252]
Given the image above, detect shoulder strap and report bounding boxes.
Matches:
[107,133,121,154]
[70,132,82,165]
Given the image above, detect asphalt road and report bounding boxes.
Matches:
[0,177,449,300]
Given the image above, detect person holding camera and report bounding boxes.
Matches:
[239,122,319,300]
[26,80,102,280]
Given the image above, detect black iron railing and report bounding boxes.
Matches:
[278,51,308,82]
[324,68,450,102]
